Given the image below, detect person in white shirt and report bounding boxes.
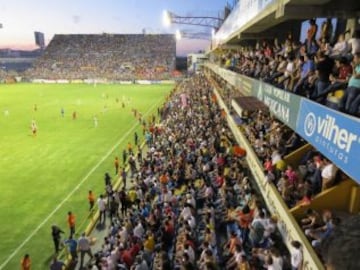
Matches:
[97,195,107,224]
[186,193,196,209]
[119,226,128,244]
[290,241,303,270]
[133,221,144,239]
[270,247,283,270]
[321,159,338,191]
[78,233,93,269]
[347,31,360,55]
[184,243,195,263]
[187,215,196,229]
[180,204,192,221]
[330,33,349,57]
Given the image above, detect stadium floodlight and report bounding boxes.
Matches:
[163,10,172,27]
[175,29,182,40]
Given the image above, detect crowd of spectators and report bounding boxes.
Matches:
[234,107,349,263]
[65,74,296,270]
[211,72,358,268]
[214,21,360,116]
[25,34,176,81]
[240,110,345,209]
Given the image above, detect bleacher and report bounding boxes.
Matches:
[25,34,176,81]
[202,2,360,268]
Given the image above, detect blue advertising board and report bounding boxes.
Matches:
[296,99,360,182]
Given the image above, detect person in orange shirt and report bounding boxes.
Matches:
[159,173,169,185]
[127,142,133,155]
[20,254,31,270]
[114,156,119,175]
[306,19,318,52]
[67,211,75,237]
[88,191,95,212]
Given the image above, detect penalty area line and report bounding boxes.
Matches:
[0,98,162,270]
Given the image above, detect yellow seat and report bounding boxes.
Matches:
[327,89,344,104]
[333,89,345,98]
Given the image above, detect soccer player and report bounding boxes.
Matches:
[67,211,76,237]
[93,115,98,128]
[72,111,77,120]
[20,254,31,270]
[31,120,37,137]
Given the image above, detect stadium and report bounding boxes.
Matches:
[0,0,360,270]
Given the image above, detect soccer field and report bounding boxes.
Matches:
[0,83,172,269]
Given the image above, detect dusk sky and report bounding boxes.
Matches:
[0,0,226,55]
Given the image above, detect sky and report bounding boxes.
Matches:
[0,0,227,56]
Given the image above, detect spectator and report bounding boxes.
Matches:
[49,256,65,270]
[64,235,78,261]
[290,241,302,270]
[311,51,334,102]
[305,217,341,248]
[78,232,93,269]
[339,52,360,115]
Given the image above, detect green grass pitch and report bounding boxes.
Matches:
[0,83,172,269]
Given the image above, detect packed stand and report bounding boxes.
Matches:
[25,34,176,81]
[212,23,360,116]
[240,110,346,208]
[67,74,295,270]
[237,109,349,264]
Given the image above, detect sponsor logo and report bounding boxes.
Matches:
[303,113,359,153]
[304,113,316,137]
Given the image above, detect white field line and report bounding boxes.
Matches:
[0,98,162,269]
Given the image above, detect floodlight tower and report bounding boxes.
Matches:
[163,10,223,30]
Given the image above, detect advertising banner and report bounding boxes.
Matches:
[253,82,301,130]
[296,99,360,182]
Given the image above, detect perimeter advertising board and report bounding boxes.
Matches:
[296,99,360,182]
[253,81,301,130]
